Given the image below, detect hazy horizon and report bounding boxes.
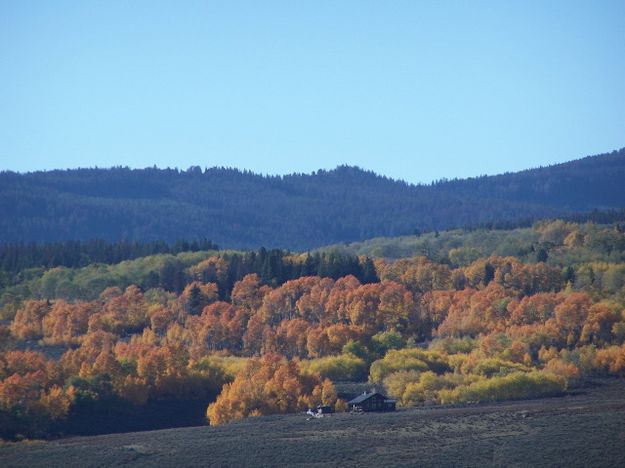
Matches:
[3,144,624,188]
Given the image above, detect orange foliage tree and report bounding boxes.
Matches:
[10,300,50,340]
[206,354,334,425]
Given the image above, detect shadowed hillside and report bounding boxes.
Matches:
[1,148,624,250]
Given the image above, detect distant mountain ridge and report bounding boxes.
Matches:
[1,147,624,250]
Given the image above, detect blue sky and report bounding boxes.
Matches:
[1,1,624,183]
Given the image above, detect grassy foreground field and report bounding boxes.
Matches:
[2,379,625,467]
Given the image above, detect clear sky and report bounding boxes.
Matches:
[1,1,624,183]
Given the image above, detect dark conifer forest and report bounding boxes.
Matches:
[1,148,624,250]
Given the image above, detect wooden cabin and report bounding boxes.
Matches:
[347,392,396,412]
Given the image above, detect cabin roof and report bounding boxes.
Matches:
[347,392,391,404]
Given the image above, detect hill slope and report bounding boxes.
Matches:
[1,148,624,250]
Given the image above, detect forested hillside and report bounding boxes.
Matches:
[2,219,625,439]
[1,148,624,249]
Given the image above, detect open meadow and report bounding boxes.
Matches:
[2,378,625,467]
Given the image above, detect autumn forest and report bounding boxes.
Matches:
[2,218,625,439]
